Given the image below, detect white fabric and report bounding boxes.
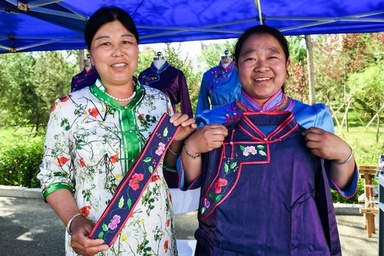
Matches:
[170,188,200,214]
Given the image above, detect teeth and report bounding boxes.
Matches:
[255,78,269,81]
[112,63,126,67]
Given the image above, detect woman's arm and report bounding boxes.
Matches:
[46,190,108,256]
[302,127,356,189]
[180,124,228,184]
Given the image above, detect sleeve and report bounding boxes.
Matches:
[312,103,334,133]
[326,161,358,198]
[70,76,77,92]
[178,72,193,118]
[176,156,202,191]
[37,99,75,200]
[195,72,211,116]
[292,101,334,133]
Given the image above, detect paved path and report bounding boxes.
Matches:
[0,196,379,256]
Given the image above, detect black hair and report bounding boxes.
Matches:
[234,25,289,63]
[84,6,139,50]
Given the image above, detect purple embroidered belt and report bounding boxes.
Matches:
[88,113,180,246]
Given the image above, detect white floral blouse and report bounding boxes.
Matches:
[37,79,177,255]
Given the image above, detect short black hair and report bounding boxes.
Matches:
[84,6,139,50]
[234,25,289,63]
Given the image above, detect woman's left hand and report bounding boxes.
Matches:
[302,127,351,162]
[169,112,197,142]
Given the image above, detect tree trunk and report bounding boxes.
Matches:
[78,49,85,72]
[305,35,316,105]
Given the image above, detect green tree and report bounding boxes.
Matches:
[348,63,384,119]
[0,51,77,132]
[285,36,308,102]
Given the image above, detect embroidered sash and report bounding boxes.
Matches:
[88,113,180,246]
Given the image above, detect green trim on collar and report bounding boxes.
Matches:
[90,78,145,109]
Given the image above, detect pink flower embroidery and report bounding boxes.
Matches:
[214,178,228,194]
[204,198,210,208]
[155,142,166,156]
[108,214,121,230]
[243,146,257,157]
[129,173,144,191]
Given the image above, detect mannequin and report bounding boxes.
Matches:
[195,49,241,115]
[220,49,232,69]
[138,51,193,118]
[84,58,92,72]
[152,51,166,69]
[71,56,99,92]
[139,51,193,188]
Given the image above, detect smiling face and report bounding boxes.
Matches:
[236,33,290,105]
[89,20,138,87]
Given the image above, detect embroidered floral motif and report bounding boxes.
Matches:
[107,215,121,230]
[129,173,144,191]
[155,142,166,156]
[91,116,178,252]
[201,143,268,216]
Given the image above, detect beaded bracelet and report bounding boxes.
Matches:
[335,146,353,165]
[183,140,200,159]
[66,213,84,235]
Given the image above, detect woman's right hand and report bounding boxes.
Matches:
[70,216,109,256]
[185,124,228,156]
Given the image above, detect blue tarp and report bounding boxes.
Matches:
[0,0,383,53]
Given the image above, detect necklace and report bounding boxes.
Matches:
[105,91,136,102]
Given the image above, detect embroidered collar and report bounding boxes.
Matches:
[218,60,236,72]
[236,89,293,113]
[150,61,170,73]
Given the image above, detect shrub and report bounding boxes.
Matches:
[0,132,44,188]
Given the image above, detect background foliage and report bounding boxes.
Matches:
[0,33,383,205]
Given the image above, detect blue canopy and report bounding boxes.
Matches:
[1,0,384,53]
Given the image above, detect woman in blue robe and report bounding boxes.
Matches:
[177,25,357,256]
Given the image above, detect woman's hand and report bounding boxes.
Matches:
[69,216,109,256]
[169,112,197,142]
[180,123,228,184]
[302,127,351,162]
[185,124,228,155]
[302,127,355,189]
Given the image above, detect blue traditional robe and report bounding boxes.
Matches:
[195,61,241,115]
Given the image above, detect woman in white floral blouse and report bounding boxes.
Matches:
[37,6,196,256]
